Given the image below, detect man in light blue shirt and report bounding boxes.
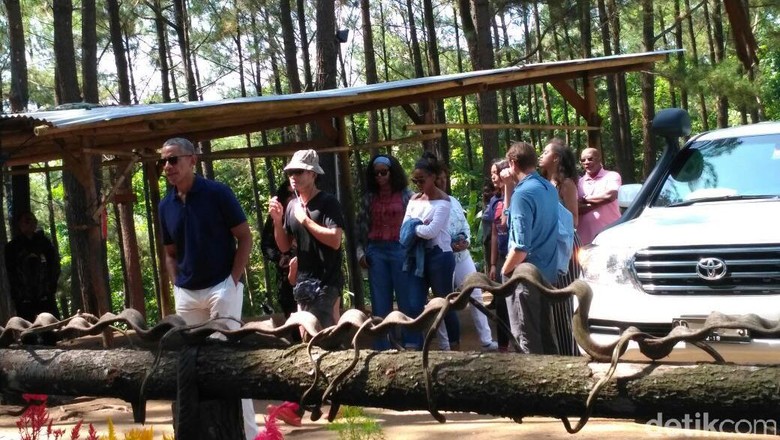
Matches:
[500,141,559,354]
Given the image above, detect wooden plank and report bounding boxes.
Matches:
[406,123,600,131]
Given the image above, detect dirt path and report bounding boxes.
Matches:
[1,397,774,439]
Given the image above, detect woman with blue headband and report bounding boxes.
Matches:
[356,154,413,349]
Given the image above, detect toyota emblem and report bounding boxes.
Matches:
[696,257,728,281]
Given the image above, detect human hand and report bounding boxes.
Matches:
[268,197,284,224]
[359,255,369,269]
[292,202,308,223]
[288,256,298,285]
[489,265,497,281]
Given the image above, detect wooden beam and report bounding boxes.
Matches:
[550,80,588,118]
[402,104,424,124]
[406,123,600,131]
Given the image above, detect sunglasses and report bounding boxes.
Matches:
[157,155,191,168]
[286,169,306,177]
[374,169,389,177]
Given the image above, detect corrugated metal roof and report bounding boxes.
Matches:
[0,50,675,166]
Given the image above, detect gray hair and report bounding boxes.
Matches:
[163,137,199,154]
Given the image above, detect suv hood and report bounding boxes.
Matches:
[593,199,780,248]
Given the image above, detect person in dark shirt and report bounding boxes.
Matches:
[269,149,346,329]
[260,182,299,327]
[157,137,257,439]
[5,211,61,321]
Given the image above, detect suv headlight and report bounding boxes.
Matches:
[578,244,638,287]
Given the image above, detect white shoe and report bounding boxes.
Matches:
[481,341,499,352]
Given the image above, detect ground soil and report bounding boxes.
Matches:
[1,308,775,439]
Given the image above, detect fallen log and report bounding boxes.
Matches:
[1,345,778,430]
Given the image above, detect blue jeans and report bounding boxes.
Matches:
[407,246,458,348]
[367,241,410,349]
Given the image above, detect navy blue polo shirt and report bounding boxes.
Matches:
[159,175,247,289]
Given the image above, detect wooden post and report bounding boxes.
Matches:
[113,160,146,320]
[145,159,173,316]
[335,117,365,310]
[583,75,602,150]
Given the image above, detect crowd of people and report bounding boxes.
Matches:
[5,135,622,438]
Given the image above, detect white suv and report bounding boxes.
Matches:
[579,109,780,363]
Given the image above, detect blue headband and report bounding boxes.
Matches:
[373,156,391,167]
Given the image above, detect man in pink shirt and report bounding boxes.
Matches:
[577,148,622,244]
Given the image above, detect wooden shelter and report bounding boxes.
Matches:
[0,50,672,319]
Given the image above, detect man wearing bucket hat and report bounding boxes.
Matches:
[269,149,346,328]
[157,137,258,439]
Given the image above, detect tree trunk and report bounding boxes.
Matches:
[297,0,314,91]
[607,0,634,182]
[459,0,498,178]
[597,0,628,178]
[4,0,29,111]
[640,0,656,179]
[453,8,475,172]
[313,0,339,194]
[674,0,689,111]
[107,0,131,105]
[53,0,82,104]
[534,2,553,140]
[360,0,380,145]
[2,346,779,427]
[81,0,99,103]
[685,0,709,130]
[150,0,172,102]
[0,169,11,323]
[711,0,728,128]
[7,2,32,228]
[422,0,450,164]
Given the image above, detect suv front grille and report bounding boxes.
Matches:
[632,245,780,295]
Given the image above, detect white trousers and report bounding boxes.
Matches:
[436,251,494,349]
[174,275,259,440]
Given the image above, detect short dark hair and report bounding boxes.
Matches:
[365,154,408,193]
[163,137,198,154]
[506,141,537,170]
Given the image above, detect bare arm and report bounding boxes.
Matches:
[164,244,178,284]
[560,179,579,228]
[501,247,527,278]
[230,221,252,284]
[490,220,499,281]
[301,215,343,250]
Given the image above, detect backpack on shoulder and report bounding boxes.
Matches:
[556,203,575,275]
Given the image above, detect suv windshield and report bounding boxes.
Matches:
[651,133,780,207]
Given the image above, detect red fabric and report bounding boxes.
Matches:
[368,191,404,241]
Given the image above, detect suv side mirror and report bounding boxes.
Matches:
[652,108,692,139]
[618,184,642,209]
[610,108,692,227]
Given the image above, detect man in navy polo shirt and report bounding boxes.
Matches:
[157,137,257,440]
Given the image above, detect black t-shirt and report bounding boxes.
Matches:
[284,191,346,290]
